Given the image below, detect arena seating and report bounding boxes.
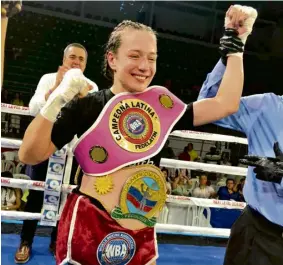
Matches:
[3,9,282,102]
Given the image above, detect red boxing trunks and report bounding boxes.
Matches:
[56,192,158,265]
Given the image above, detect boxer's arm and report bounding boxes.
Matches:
[197,60,226,101]
[19,98,80,165]
[192,55,243,126]
[19,115,57,165]
[19,69,89,164]
[193,4,258,127]
[86,78,99,93]
[196,58,245,132]
[196,58,260,134]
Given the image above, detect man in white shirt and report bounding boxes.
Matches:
[193,174,215,199]
[29,43,98,116]
[15,43,98,264]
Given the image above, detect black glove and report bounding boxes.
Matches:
[1,1,22,18]
[219,28,244,65]
[240,142,283,184]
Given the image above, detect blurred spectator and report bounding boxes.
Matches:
[187,143,199,161]
[219,153,234,180]
[178,146,191,161]
[1,89,11,103]
[193,173,215,198]
[159,140,175,159]
[9,93,23,133]
[10,92,24,137]
[11,92,24,106]
[1,89,10,133]
[167,169,176,184]
[1,171,22,211]
[12,47,22,60]
[218,178,240,201]
[204,146,221,164]
[220,153,232,166]
[234,177,246,202]
[161,168,172,195]
[172,169,192,196]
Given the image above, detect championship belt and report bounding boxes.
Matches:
[81,164,167,228]
[112,167,166,227]
[73,86,187,176]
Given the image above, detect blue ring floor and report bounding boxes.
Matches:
[1,233,226,265]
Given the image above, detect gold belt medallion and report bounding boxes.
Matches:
[109,99,161,153]
[93,175,114,195]
[111,167,166,227]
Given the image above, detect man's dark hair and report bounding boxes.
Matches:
[226,178,235,184]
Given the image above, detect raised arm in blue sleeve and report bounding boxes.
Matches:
[197,59,226,101]
[197,60,265,135]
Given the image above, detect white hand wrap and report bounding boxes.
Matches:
[40,69,88,122]
[225,5,258,44]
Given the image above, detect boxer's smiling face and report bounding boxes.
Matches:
[108,28,157,93]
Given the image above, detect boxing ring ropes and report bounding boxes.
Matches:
[1,103,248,239]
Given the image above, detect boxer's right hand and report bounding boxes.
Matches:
[54,68,89,103]
[40,69,88,122]
[54,65,71,88]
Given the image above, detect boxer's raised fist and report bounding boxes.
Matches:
[40,69,89,122]
[225,5,258,44]
[54,68,88,103]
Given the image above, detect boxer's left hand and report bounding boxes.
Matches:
[225,5,258,44]
[240,142,283,184]
[219,5,257,63]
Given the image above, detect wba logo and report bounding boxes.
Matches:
[48,162,64,174]
[97,232,136,265]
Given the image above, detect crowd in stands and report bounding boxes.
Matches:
[159,142,246,202]
[1,89,26,135]
[5,0,280,217]
[2,3,282,106]
[1,3,281,264]
[2,89,24,106]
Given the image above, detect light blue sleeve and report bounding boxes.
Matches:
[197,59,226,101]
[197,60,265,135]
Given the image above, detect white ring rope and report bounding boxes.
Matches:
[0,210,230,238]
[1,104,246,238]
[2,137,23,149]
[171,130,248,145]
[1,177,75,193]
[156,224,230,238]
[1,103,30,116]
[161,158,248,176]
[1,177,246,210]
